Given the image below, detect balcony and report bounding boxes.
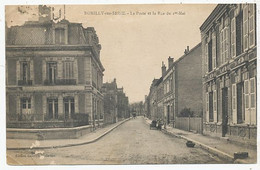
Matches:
[44,79,76,85]
[18,80,33,86]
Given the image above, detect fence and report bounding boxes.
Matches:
[175,117,203,134]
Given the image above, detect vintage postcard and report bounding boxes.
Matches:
[4,1,258,168]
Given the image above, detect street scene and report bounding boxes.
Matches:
[5,3,257,166]
[7,117,228,164]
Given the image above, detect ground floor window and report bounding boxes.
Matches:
[208,92,214,122]
[64,97,75,119]
[48,98,58,119]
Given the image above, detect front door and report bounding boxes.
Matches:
[222,87,228,137]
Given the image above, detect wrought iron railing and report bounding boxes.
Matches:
[18,80,33,86]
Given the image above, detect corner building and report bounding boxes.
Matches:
[200,4,256,145]
[6,11,104,128]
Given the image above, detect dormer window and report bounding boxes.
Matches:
[55,28,65,44]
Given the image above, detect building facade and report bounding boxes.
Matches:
[102,79,130,124]
[117,87,130,120]
[6,6,104,128]
[147,43,202,126]
[200,4,256,145]
[102,79,118,124]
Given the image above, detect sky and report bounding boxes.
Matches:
[5,4,217,103]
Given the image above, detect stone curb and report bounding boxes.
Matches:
[144,118,251,164]
[7,118,131,150]
[161,129,234,162]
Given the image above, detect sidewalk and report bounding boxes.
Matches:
[7,118,130,150]
[144,118,257,164]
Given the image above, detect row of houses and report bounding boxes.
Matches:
[6,5,130,129]
[145,4,257,145]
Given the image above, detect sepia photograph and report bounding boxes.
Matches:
[2,0,259,168]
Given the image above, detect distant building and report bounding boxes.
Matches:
[117,87,130,120]
[102,79,118,124]
[200,4,256,145]
[102,79,130,124]
[147,79,159,120]
[6,5,104,128]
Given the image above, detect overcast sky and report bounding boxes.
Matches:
[6,4,216,103]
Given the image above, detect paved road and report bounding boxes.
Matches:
[7,117,229,165]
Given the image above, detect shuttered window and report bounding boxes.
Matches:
[231,18,236,57]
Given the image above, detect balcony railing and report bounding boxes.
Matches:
[18,80,33,86]
[44,79,76,85]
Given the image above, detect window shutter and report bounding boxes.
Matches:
[213,90,217,122]
[42,60,46,81]
[250,78,256,124]
[212,32,216,69]
[16,61,20,82]
[206,92,209,122]
[244,79,250,123]
[231,18,236,57]
[205,43,208,73]
[243,5,249,51]
[232,84,237,124]
[248,4,255,48]
[30,60,33,82]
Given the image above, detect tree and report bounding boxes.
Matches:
[179,107,194,117]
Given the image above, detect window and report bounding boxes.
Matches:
[21,98,31,114]
[63,61,74,79]
[48,98,58,119]
[47,62,57,84]
[208,40,212,72]
[236,11,243,56]
[55,28,65,44]
[64,97,75,119]
[21,61,30,81]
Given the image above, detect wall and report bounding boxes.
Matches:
[176,44,202,116]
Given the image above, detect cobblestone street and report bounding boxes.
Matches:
[7,117,230,165]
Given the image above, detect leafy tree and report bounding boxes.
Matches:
[179,107,194,117]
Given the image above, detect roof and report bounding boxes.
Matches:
[163,42,202,77]
[199,4,228,31]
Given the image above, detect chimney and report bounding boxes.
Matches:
[161,62,166,76]
[168,56,174,68]
[38,5,51,22]
[184,46,190,54]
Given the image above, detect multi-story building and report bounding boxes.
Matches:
[163,44,202,126]
[200,4,256,145]
[147,78,159,120]
[6,6,105,128]
[147,44,203,127]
